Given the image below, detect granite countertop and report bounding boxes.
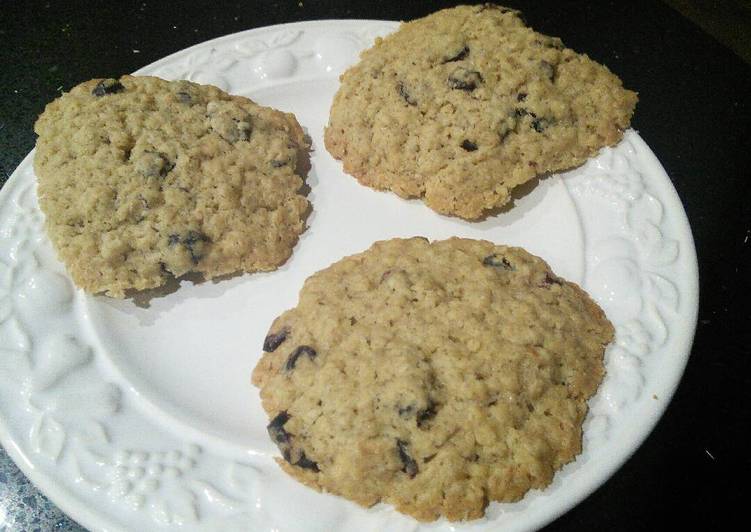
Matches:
[1,0,749,530]
[0,452,82,531]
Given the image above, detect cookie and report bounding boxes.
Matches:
[34,75,310,297]
[325,5,638,219]
[252,237,613,521]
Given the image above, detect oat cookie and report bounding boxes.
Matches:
[252,237,613,521]
[34,75,310,297]
[325,5,638,219]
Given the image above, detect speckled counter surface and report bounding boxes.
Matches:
[0,0,749,531]
[0,451,83,530]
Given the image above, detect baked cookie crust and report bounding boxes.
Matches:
[325,5,637,219]
[253,237,613,521]
[34,75,310,297]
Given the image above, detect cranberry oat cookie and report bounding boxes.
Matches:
[34,75,310,297]
[325,5,637,218]
[252,237,613,521]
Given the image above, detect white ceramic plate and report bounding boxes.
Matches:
[0,20,698,532]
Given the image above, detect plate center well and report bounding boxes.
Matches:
[85,79,585,452]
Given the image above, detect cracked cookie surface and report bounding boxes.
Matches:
[325,4,638,219]
[252,237,613,521]
[34,75,309,297]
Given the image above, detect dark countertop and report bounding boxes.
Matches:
[1,1,748,530]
